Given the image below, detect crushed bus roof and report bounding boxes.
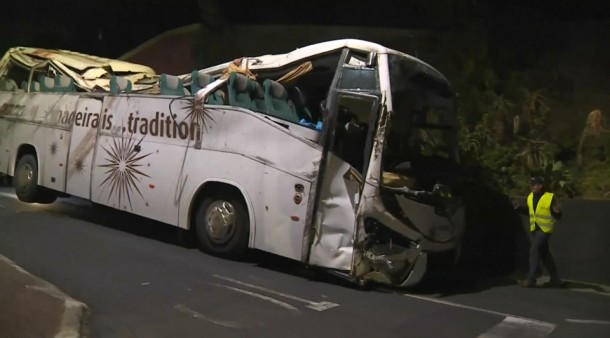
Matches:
[187,38,450,88]
[1,39,450,97]
[0,47,157,92]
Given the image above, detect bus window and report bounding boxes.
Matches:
[1,62,30,91]
[331,93,379,174]
[337,66,377,91]
[337,49,378,92]
[383,54,458,192]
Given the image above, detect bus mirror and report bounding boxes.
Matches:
[366,52,377,67]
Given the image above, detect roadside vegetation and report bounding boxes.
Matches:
[435,21,610,199]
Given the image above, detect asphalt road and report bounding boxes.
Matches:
[0,185,609,338]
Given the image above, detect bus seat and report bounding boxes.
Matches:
[228,72,254,110]
[39,75,56,92]
[291,86,313,121]
[160,74,189,96]
[207,90,226,105]
[21,81,40,92]
[110,75,132,94]
[190,70,225,105]
[0,77,18,91]
[56,75,76,92]
[250,80,266,112]
[263,79,299,123]
[190,70,213,94]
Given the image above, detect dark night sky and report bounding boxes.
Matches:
[1,0,608,59]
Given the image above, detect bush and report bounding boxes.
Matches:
[579,162,610,199]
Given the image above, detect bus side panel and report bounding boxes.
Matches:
[178,106,320,261]
[260,165,311,260]
[90,95,191,226]
[0,91,77,193]
[37,94,79,192]
[179,149,311,262]
[179,150,265,243]
[0,92,19,175]
[198,108,321,179]
[65,98,104,200]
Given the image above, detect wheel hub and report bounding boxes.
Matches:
[18,163,33,191]
[205,200,236,244]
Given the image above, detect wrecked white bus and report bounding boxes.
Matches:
[0,39,464,287]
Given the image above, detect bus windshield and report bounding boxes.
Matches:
[383,54,458,192]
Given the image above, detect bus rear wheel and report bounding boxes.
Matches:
[194,191,249,258]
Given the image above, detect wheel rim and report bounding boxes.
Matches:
[17,163,34,192]
[205,200,236,245]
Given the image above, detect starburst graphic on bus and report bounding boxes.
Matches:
[49,142,58,155]
[182,97,214,132]
[98,137,151,210]
[73,157,86,174]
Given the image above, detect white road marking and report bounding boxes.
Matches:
[174,304,242,329]
[564,279,610,296]
[404,294,551,323]
[570,288,610,297]
[564,279,610,288]
[0,191,17,199]
[566,319,610,325]
[404,294,556,337]
[534,276,610,296]
[214,283,299,312]
[214,275,339,311]
[477,316,556,338]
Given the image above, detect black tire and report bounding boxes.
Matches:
[13,154,57,204]
[13,154,41,203]
[194,191,249,258]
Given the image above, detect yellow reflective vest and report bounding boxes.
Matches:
[527,192,556,233]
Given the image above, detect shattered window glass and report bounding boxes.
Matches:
[337,66,377,91]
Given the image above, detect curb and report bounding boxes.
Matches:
[57,297,89,338]
[0,255,89,338]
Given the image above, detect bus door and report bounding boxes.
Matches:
[305,49,381,270]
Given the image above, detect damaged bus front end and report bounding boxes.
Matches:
[354,53,465,287]
[307,47,465,288]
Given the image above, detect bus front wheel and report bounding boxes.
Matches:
[14,154,41,203]
[14,154,57,204]
[195,191,249,258]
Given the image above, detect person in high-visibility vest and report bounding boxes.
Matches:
[513,176,564,288]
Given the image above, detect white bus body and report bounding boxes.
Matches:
[0,39,465,287]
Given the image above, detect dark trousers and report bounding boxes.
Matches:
[528,228,560,284]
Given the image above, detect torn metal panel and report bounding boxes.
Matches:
[308,154,359,270]
[349,180,465,284]
[395,195,465,251]
[245,40,386,71]
[24,47,155,73]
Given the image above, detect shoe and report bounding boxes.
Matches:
[518,280,536,288]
